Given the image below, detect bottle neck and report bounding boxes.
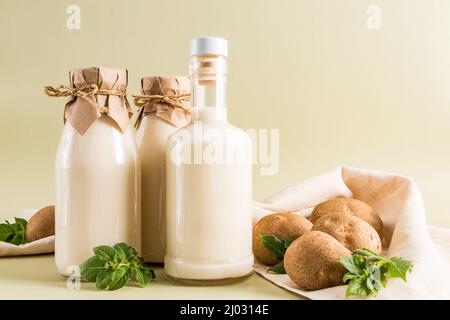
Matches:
[190,55,228,122]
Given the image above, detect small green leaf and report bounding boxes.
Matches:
[340,256,364,275]
[96,268,113,290]
[260,235,286,260]
[14,217,27,230]
[386,257,412,282]
[93,246,116,262]
[0,218,27,245]
[136,266,155,287]
[341,248,413,298]
[9,230,25,245]
[352,248,378,257]
[267,261,286,274]
[379,265,388,287]
[80,242,155,291]
[113,244,128,262]
[80,256,105,282]
[108,267,132,291]
[135,269,147,287]
[346,276,371,297]
[0,223,13,242]
[114,243,137,259]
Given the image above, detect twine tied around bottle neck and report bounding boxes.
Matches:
[132,92,191,128]
[44,84,127,114]
[132,93,191,111]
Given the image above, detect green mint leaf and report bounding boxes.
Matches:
[93,245,116,262]
[353,254,367,270]
[346,276,371,297]
[96,268,113,290]
[135,269,147,287]
[267,261,286,274]
[386,257,412,282]
[366,256,385,263]
[108,267,132,291]
[0,223,13,242]
[113,244,128,262]
[352,248,378,257]
[80,242,155,291]
[379,265,388,287]
[260,235,286,260]
[114,242,137,259]
[341,248,413,298]
[135,267,154,287]
[9,230,25,245]
[340,256,364,275]
[0,218,27,245]
[80,256,106,282]
[14,217,27,230]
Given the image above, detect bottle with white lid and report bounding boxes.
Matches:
[164,37,254,284]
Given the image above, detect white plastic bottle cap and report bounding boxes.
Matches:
[189,37,228,57]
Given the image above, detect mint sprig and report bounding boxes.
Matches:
[260,235,293,274]
[80,243,155,291]
[0,217,27,245]
[340,248,413,298]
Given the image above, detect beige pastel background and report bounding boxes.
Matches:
[1,0,449,227]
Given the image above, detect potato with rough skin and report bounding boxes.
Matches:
[252,213,313,265]
[312,212,382,253]
[25,205,55,242]
[309,198,384,238]
[284,231,350,291]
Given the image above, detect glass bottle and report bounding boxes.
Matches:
[135,76,191,263]
[52,67,141,275]
[165,38,254,284]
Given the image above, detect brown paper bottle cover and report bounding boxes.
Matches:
[134,76,191,128]
[64,67,132,134]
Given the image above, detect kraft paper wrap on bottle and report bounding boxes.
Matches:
[133,76,191,128]
[45,67,132,135]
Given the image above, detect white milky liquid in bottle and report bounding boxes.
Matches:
[135,76,191,263]
[136,116,176,263]
[54,67,141,275]
[164,38,254,284]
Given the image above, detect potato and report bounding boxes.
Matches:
[309,198,384,238]
[252,212,312,265]
[25,205,55,242]
[312,212,382,253]
[284,231,350,291]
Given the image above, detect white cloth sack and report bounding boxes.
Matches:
[0,209,54,257]
[253,166,450,299]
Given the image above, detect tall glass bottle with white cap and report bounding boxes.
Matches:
[165,37,254,284]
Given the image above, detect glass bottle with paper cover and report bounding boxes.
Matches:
[165,37,254,284]
[134,76,191,263]
[47,67,141,275]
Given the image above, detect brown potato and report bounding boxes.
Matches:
[284,231,350,291]
[25,205,55,243]
[312,212,382,253]
[309,198,384,238]
[252,212,312,265]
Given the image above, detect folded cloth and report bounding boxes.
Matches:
[253,166,450,299]
[0,209,54,257]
